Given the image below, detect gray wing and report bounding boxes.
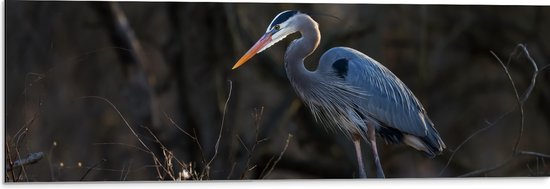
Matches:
[318,47,432,138]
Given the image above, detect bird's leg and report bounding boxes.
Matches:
[367,125,385,178]
[352,134,367,178]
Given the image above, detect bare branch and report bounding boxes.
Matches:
[238,107,267,179]
[239,107,268,179]
[119,160,133,181]
[164,112,196,140]
[192,128,207,166]
[491,50,524,154]
[450,44,550,177]
[259,155,276,178]
[493,44,546,155]
[236,135,251,154]
[262,134,293,178]
[5,142,17,181]
[142,126,177,180]
[78,96,155,156]
[515,44,539,103]
[226,162,238,180]
[92,142,149,154]
[519,151,550,159]
[79,159,107,181]
[205,80,233,172]
[439,116,503,176]
[164,112,207,172]
[77,96,171,180]
[459,157,513,177]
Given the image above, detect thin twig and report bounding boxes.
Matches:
[516,45,539,103]
[164,112,196,140]
[205,80,233,174]
[78,96,155,156]
[164,112,206,172]
[240,107,268,179]
[262,134,293,178]
[259,156,276,178]
[123,160,133,181]
[452,44,549,177]
[459,157,514,177]
[5,142,17,181]
[493,50,523,154]
[236,135,251,154]
[10,125,32,181]
[79,159,107,181]
[77,96,167,180]
[438,114,507,176]
[47,141,56,181]
[119,162,127,181]
[192,128,206,166]
[162,148,176,180]
[226,162,238,180]
[92,142,150,154]
[519,151,550,159]
[141,126,178,180]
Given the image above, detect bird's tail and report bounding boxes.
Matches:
[404,117,445,158]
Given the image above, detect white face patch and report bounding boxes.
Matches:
[258,15,300,53]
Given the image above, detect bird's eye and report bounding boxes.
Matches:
[274,24,281,30]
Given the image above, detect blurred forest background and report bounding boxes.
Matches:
[5,1,550,181]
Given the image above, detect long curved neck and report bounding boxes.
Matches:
[284,15,321,90]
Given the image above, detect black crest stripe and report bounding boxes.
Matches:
[268,10,299,29]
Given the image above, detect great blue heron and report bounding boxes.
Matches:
[232,10,445,178]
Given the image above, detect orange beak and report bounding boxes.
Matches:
[232,33,272,70]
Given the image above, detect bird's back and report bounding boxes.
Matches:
[317,47,445,157]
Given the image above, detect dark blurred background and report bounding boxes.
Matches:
[5,1,550,181]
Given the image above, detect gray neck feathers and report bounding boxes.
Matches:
[282,15,364,137]
[284,14,321,93]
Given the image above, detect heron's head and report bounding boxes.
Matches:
[232,10,303,69]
